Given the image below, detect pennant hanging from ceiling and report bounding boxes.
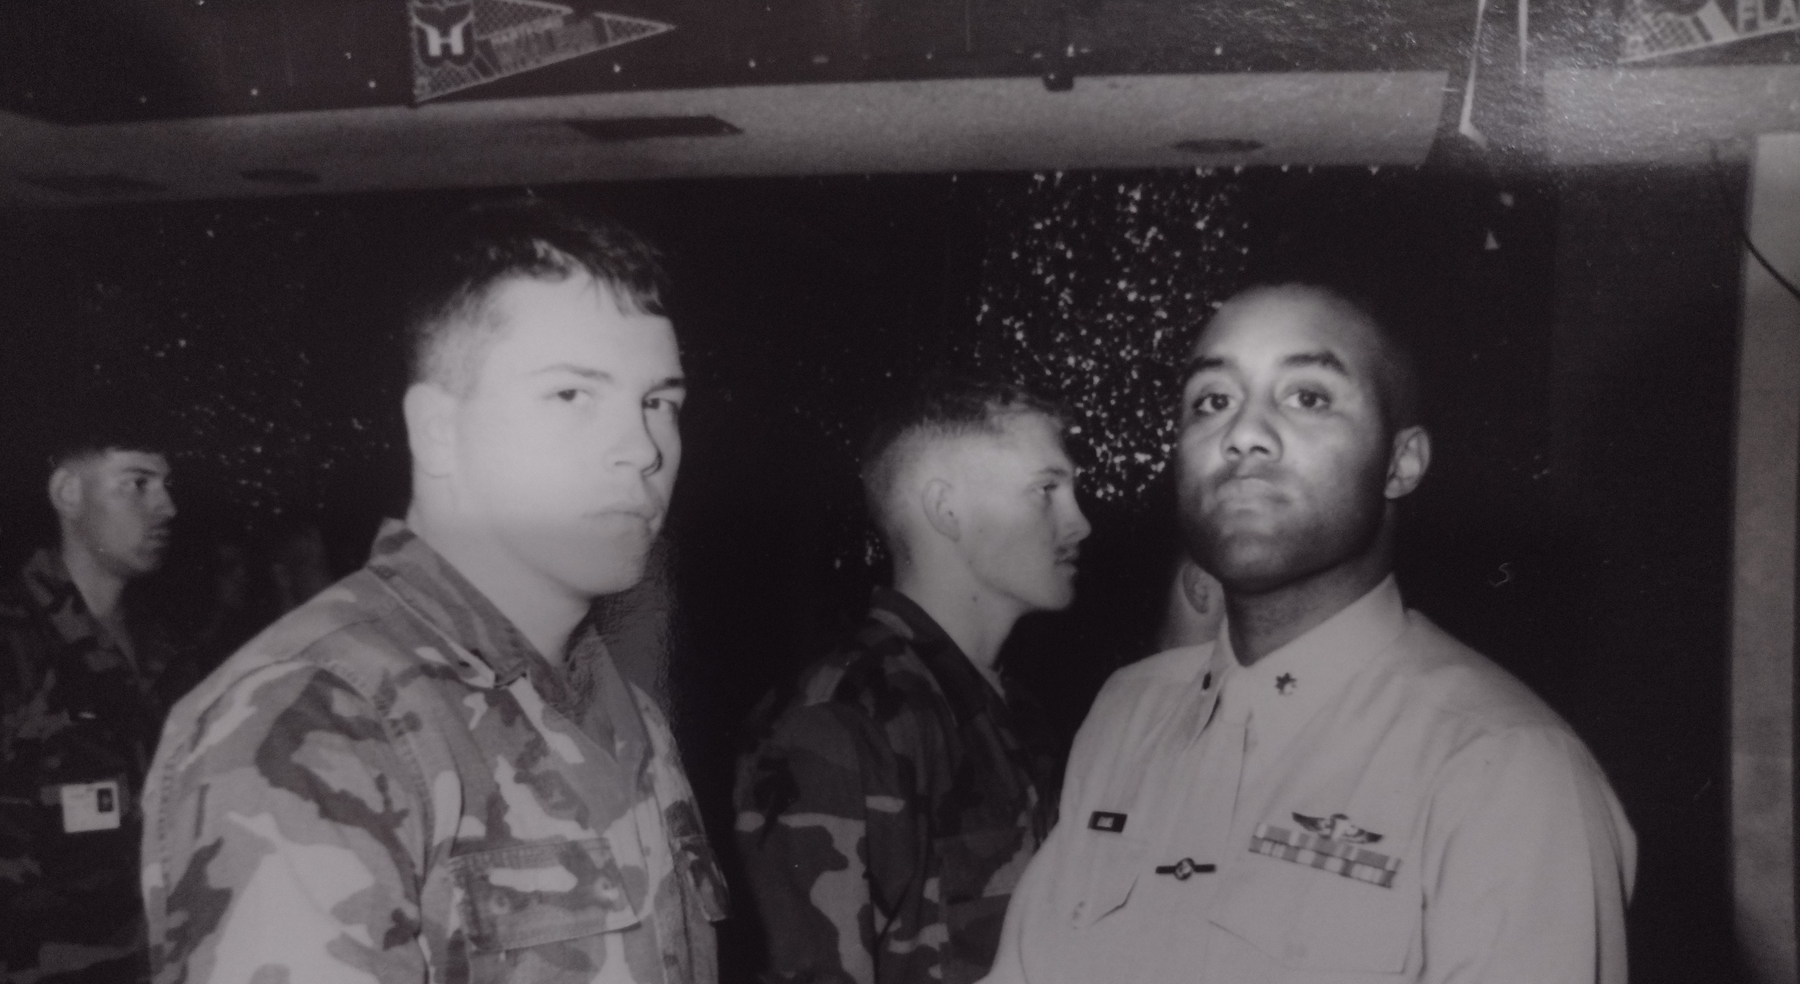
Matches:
[1620,0,1800,62]
[410,0,674,103]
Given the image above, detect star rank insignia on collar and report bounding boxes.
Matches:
[1275,672,1298,695]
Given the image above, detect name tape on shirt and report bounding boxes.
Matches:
[1250,822,1399,888]
[1087,811,1128,833]
[60,780,121,833]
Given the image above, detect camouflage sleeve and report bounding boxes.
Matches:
[0,624,48,971]
[142,661,429,984]
[736,699,928,984]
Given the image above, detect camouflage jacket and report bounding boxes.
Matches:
[141,522,728,984]
[734,589,1060,984]
[0,548,194,984]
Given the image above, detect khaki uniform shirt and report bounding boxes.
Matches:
[984,577,1635,984]
[141,522,727,984]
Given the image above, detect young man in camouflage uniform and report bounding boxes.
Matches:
[1,410,186,984]
[735,378,1092,984]
[141,201,727,984]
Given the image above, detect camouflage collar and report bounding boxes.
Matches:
[19,547,107,648]
[870,587,1003,730]
[364,520,543,689]
[20,547,81,613]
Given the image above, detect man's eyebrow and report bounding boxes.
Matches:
[531,366,686,391]
[1282,350,1350,375]
[1180,354,1227,379]
[531,364,614,382]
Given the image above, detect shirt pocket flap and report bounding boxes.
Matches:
[935,826,1033,905]
[453,837,643,953]
[1069,833,1148,929]
[1209,849,1415,974]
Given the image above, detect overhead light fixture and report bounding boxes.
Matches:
[566,116,743,142]
[241,168,321,186]
[24,173,165,196]
[1172,138,1264,154]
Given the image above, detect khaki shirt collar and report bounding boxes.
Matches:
[1215,575,1407,752]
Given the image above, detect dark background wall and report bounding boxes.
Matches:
[0,162,1743,980]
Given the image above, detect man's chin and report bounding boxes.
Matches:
[1190,540,1296,597]
[561,551,653,600]
[123,550,167,578]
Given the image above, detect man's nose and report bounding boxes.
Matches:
[612,411,665,475]
[1222,398,1280,461]
[1065,501,1093,543]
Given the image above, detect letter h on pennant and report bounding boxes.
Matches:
[413,0,477,66]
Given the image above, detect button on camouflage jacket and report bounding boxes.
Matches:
[141,522,728,984]
[1,547,194,984]
[734,589,1060,984]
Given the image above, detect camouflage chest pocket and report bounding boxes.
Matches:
[452,837,644,954]
[934,827,1035,984]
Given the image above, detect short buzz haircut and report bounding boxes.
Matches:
[1219,282,1423,435]
[44,385,174,471]
[859,375,1071,552]
[400,197,669,394]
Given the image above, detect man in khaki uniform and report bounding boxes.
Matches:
[984,284,1634,984]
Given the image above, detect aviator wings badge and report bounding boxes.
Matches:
[1293,812,1382,844]
[1250,812,1401,888]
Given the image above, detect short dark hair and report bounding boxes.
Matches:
[859,375,1069,548]
[45,385,175,471]
[400,198,669,393]
[1217,282,1422,435]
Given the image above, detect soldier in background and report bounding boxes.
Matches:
[1153,553,1225,653]
[1,403,187,984]
[735,377,1091,984]
[140,199,727,984]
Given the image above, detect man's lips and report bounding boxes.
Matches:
[588,506,664,528]
[1209,473,1292,512]
[1213,468,1287,493]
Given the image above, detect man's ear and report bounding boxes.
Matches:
[403,382,459,479]
[46,466,82,522]
[921,477,961,542]
[1385,425,1431,500]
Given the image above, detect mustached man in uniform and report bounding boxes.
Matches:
[1,402,187,984]
[983,284,1635,984]
[736,378,1091,984]
[140,200,728,984]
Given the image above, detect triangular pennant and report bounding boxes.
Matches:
[411,0,676,103]
[1619,0,1800,62]
[597,12,674,47]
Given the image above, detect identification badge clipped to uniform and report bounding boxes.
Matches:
[60,780,122,833]
[1088,811,1128,833]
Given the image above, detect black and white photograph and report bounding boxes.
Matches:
[0,1,1794,982]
